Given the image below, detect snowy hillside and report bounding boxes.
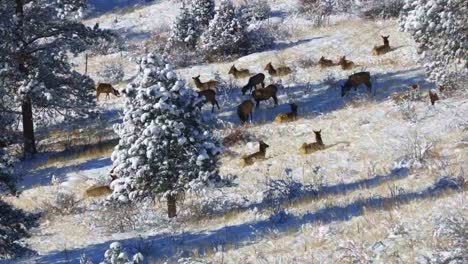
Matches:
[1,0,466,263]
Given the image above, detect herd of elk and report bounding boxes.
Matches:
[96,83,120,100]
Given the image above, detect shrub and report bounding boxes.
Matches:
[42,190,82,217]
[239,0,271,22]
[97,63,124,84]
[359,0,405,19]
[299,0,334,26]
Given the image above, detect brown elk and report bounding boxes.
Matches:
[198,90,220,113]
[96,83,120,100]
[339,56,355,70]
[429,89,439,105]
[192,75,218,91]
[341,72,372,97]
[252,84,279,108]
[299,130,325,155]
[264,62,292,77]
[240,140,269,167]
[318,56,335,67]
[228,65,250,79]
[372,35,391,55]
[242,73,265,95]
[237,100,255,124]
[274,103,298,123]
[85,185,112,198]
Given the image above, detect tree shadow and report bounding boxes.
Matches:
[27,176,462,264]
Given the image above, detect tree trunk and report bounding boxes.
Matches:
[22,97,36,156]
[167,194,177,218]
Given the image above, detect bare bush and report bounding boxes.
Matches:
[399,131,437,169]
[299,0,334,27]
[222,127,252,147]
[42,190,82,217]
[358,0,404,19]
[298,57,316,68]
[96,62,124,84]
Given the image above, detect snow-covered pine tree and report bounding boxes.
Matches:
[0,0,111,156]
[166,3,198,50]
[110,53,222,218]
[201,0,247,59]
[399,0,467,89]
[190,0,215,32]
[99,242,143,264]
[0,148,16,195]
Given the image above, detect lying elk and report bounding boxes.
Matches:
[198,89,220,113]
[341,72,372,97]
[275,103,298,123]
[228,65,250,79]
[242,73,265,95]
[299,130,325,155]
[372,35,391,56]
[85,185,112,198]
[339,56,355,70]
[264,62,292,77]
[237,100,254,124]
[96,83,120,100]
[240,140,269,167]
[318,56,335,68]
[252,84,278,108]
[192,75,218,91]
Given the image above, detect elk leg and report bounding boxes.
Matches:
[215,100,220,110]
[256,100,260,109]
[273,95,278,106]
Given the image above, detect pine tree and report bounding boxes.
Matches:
[99,242,143,264]
[110,53,222,218]
[201,0,247,58]
[399,0,467,88]
[166,4,198,49]
[191,0,215,32]
[0,0,111,156]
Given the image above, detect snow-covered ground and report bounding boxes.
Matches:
[2,0,467,263]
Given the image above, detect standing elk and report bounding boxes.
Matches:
[242,73,265,95]
[237,100,255,124]
[252,84,279,108]
[240,140,270,167]
[339,56,355,70]
[198,90,220,113]
[192,75,218,91]
[372,35,391,56]
[265,62,292,77]
[275,103,298,123]
[228,65,250,79]
[429,89,439,105]
[318,56,335,67]
[96,83,120,101]
[299,130,325,154]
[341,72,372,97]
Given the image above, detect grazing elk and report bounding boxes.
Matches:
[339,56,355,70]
[228,65,250,79]
[372,35,391,56]
[274,103,298,123]
[318,56,335,67]
[264,62,292,77]
[242,73,265,95]
[237,100,255,124]
[252,84,279,108]
[240,140,270,167]
[96,83,120,100]
[198,89,220,113]
[341,72,372,97]
[299,130,325,155]
[429,89,439,105]
[192,75,218,91]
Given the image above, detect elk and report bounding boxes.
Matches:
[264,62,292,77]
[85,185,112,198]
[339,56,355,70]
[274,103,298,123]
[240,140,269,167]
[228,65,250,79]
[237,100,255,124]
[341,72,372,97]
[242,73,265,95]
[96,83,120,100]
[252,84,278,108]
[198,89,220,113]
[429,89,439,105]
[318,56,335,67]
[372,35,391,56]
[192,75,218,91]
[299,130,325,155]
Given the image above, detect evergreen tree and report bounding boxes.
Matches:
[0,0,111,156]
[110,53,222,218]
[191,0,215,32]
[166,3,198,49]
[399,0,467,88]
[201,0,247,58]
[99,242,143,264]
